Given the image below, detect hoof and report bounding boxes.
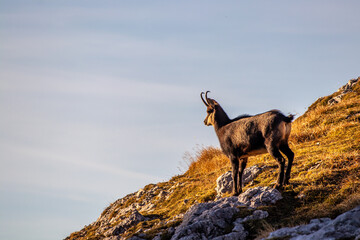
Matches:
[232,191,241,197]
[283,176,290,185]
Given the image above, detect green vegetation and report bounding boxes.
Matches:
[67,80,360,240]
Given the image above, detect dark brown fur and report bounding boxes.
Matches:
[201,91,294,196]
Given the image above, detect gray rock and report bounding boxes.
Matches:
[138,203,155,212]
[152,234,162,240]
[212,230,247,240]
[328,95,343,105]
[104,210,147,237]
[215,165,263,196]
[265,205,360,240]
[338,78,359,92]
[136,188,145,198]
[172,194,274,240]
[240,210,269,223]
[232,218,246,232]
[238,186,282,208]
[157,190,168,199]
[328,77,359,105]
[97,193,137,223]
[167,227,176,236]
[171,197,247,240]
[215,171,233,195]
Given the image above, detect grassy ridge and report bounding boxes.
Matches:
[67,80,360,240]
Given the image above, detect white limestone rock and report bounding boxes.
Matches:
[238,186,283,208]
[265,205,360,240]
[215,165,263,196]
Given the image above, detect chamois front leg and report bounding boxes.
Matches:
[238,157,248,194]
[230,157,240,196]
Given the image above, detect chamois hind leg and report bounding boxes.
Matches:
[237,157,248,194]
[266,143,285,190]
[280,143,294,185]
[230,156,240,196]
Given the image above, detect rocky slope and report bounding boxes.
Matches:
[265,205,360,240]
[66,77,360,240]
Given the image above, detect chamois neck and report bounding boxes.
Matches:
[213,105,231,130]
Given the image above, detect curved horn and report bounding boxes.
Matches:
[205,91,210,103]
[200,92,208,106]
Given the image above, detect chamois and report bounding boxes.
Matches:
[201,91,294,196]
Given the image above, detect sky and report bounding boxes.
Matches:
[0,1,359,239]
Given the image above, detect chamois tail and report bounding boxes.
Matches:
[284,114,295,123]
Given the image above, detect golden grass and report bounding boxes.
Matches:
[186,146,228,176]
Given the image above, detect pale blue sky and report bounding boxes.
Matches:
[1,1,359,240]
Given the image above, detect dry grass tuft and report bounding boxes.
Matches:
[185,146,228,176]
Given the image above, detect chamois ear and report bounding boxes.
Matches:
[207,98,218,106]
[201,91,218,107]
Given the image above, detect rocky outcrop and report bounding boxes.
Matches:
[91,185,284,240]
[264,205,360,240]
[238,186,283,208]
[171,197,246,240]
[74,184,176,240]
[215,165,263,196]
[328,77,359,105]
[171,197,267,240]
[104,210,147,238]
[338,77,359,93]
[171,187,283,240]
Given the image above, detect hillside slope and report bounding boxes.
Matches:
[66,77,360,240]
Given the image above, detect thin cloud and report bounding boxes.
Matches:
[1,141,161,181]
[0,68,196,104]
[0,141,162,197]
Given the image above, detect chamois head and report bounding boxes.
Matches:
[200,91,219,126]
